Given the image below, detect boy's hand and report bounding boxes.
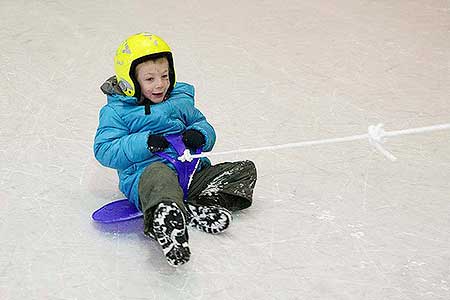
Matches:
[147,134,169,152]
[182,129,205,150]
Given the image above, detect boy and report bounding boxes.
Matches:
[93,33,257,267]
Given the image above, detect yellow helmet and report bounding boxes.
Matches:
[114,32,176,98]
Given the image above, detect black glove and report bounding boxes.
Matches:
[182,129,205,150]
[147,134,169,152]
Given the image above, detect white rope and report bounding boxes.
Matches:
[178,123,450,162]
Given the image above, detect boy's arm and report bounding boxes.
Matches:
[182,104,216,152]
[93,106,151,170]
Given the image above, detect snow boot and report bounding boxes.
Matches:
[187,203,232,235]
[152,202,190,267]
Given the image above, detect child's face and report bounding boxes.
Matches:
[135,57,170,103]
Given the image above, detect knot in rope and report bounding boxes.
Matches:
[178,149,194,162]
[367,123,397,161]
[368,123,386,145]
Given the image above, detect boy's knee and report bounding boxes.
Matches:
[145,162,178,179]
[138,162,182,202]
[241,160,257,179]
[245,160,256,172]
[138,162,185,220]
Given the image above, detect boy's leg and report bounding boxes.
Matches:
[188,160,257,211]
[138,162,190,267]
[138,162,187,235]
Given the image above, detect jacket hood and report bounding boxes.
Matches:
[100,75,123,95]
[100,75,139,105]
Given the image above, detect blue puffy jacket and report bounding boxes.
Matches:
[93,78,216,208]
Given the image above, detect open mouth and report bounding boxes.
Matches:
[152,92,164,98]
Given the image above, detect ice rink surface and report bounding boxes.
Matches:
[1,0,449,299]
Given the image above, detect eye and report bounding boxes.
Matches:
[162,74,169,79]
[146,77,154,82]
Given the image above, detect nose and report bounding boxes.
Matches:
[155,78,163,88]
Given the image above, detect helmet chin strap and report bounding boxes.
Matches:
[137,93,152,115]
[144,98,151,115]
[142,92,171,115]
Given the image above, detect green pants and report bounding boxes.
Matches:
[138,160,257,235]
